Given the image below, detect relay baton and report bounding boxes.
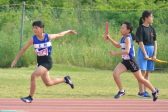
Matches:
[104,22,109,40]
[148,58,168,63]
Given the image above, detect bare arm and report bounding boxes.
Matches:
[152,41,157,61]
[11,38,33,67]
[138,41,149,59]
[107,35,121,48]
[48,30,77,40]
[109,37,130,55]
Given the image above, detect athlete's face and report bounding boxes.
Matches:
[120,24,130,37]
[33,25,43,35]
[145,14,154,24]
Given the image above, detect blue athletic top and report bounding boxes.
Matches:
[120,35,135,60]
[33,33,52,56]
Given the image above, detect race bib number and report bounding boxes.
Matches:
[122,54,130,60]
[35,48,48,56]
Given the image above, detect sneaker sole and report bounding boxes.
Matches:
[114,94,125,99]
[137,95,150,98]
[153,89,159,102]
[70,84,74,89]
[20,98,32,103]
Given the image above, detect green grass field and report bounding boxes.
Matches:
[0,64,167,99]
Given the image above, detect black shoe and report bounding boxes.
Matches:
[152,88,159,101]
[64,75,74,89]
[20,96,33,103]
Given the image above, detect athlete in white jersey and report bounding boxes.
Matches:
[11,21,77,103]
[105,21,159,101]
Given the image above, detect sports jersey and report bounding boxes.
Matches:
[120,35,135,60]
[33,33,52,56]
[136,25,156,45]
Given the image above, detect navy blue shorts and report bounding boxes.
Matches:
[37,55,52,71]
[121,58,139,72]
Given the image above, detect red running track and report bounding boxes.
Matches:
[0,99,168,112]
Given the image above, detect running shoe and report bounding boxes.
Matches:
[114,90,125,99]
[20,96,33,103]
[145,91,151,97]
[152,88,159,101]
[64,75,74,89]
[138,91,151,98]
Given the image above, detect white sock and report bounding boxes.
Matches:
[152,90,156,93]
[120,90,125,92]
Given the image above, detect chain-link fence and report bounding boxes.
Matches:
[0,3,168,69]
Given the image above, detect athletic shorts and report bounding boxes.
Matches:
[136,45,154,71]
[121,58,139,72]
[37,55,53,71]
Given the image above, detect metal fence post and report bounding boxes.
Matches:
[18,1,25,67]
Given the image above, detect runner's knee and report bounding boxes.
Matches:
[44,82,53,86]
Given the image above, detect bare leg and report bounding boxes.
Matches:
[29,66,48,97]
[138,70,146,93]
[113,63,127,90]
[41,71,64,86]
[133,70,155,93]
[144,70,150,91]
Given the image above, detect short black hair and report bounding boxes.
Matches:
[32,21,44,28]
